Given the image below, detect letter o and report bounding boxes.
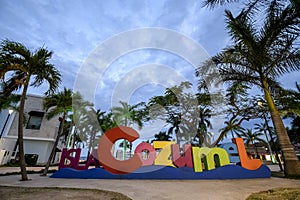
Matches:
[135,142,156,166]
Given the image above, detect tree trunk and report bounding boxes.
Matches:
[18,78,30,181]
[42,114,65,176]
[270,110,300,176]
[262,79,300,176]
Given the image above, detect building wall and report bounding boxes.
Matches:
[0,94,61,165]
[7,94,59,139]
[23,139,54,164]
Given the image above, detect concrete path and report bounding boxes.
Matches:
[0,166,299,200]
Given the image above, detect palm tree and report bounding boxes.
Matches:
[238,129,266,158]
[69,98,93,149]
[0,40,61,181]
[198,2,300,176]
[152,131,172,142]
[42,89,90,175]
[112,101,143,159]
[192,106,213,146]
[83,109,116,158]
[254,122,275,161]
[0,80,21,110]
[203,0,300,9]
[217,118,245,143]
[42,88,72,176]
[211,83,255,146]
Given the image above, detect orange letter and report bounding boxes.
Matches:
[98,126,142,174]
[232,138,262,170]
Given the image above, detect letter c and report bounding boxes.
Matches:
[98,126,142,174]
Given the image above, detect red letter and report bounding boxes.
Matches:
[135,142,156,166]
[59,148,81,169]
[98,126,142,174]
[232,138,262,170]
[172,144,193,168]
[85,154,100,168]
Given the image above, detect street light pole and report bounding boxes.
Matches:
[262,113,284,171]
[257,100,283,171]
[0,109,13,138]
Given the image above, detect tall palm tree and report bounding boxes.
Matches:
[42,88,72,176]
[238,129,266,158]
[0,40,61,181]
[42,89,90,175]
[112,101,143,159]
[198,1,300,176]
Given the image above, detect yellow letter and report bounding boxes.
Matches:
[153,141,176,167]
[192,147,230,172]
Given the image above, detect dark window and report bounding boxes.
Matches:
[26,111,44,130]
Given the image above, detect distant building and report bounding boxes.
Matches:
[0,94,63,165]
[245,142,283,163]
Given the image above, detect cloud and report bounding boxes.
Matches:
[1,0,298,141]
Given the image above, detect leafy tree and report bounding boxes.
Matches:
[148,82,211,145]
[0,40,61,181]
[198,1,300,176]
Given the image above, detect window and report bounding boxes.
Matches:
[26,111,44,130]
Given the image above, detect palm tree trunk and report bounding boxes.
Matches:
[18,79,30,181]
[263,79,300,176]
[42,114,65,176]
[86,132,94,159]
[270,110,300,176]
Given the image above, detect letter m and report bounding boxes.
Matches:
[192,147,230,172]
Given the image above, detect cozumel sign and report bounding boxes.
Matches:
[51,126,271,179]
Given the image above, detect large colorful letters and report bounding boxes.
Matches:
[59,126,262,174]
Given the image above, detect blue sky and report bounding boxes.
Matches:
[1,0,299,142]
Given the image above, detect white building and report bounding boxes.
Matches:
[0,94,62,165]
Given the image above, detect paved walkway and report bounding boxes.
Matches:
[0,166,299,200]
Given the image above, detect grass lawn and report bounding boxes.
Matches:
[247,188,300,200]
[0,186,132,200]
